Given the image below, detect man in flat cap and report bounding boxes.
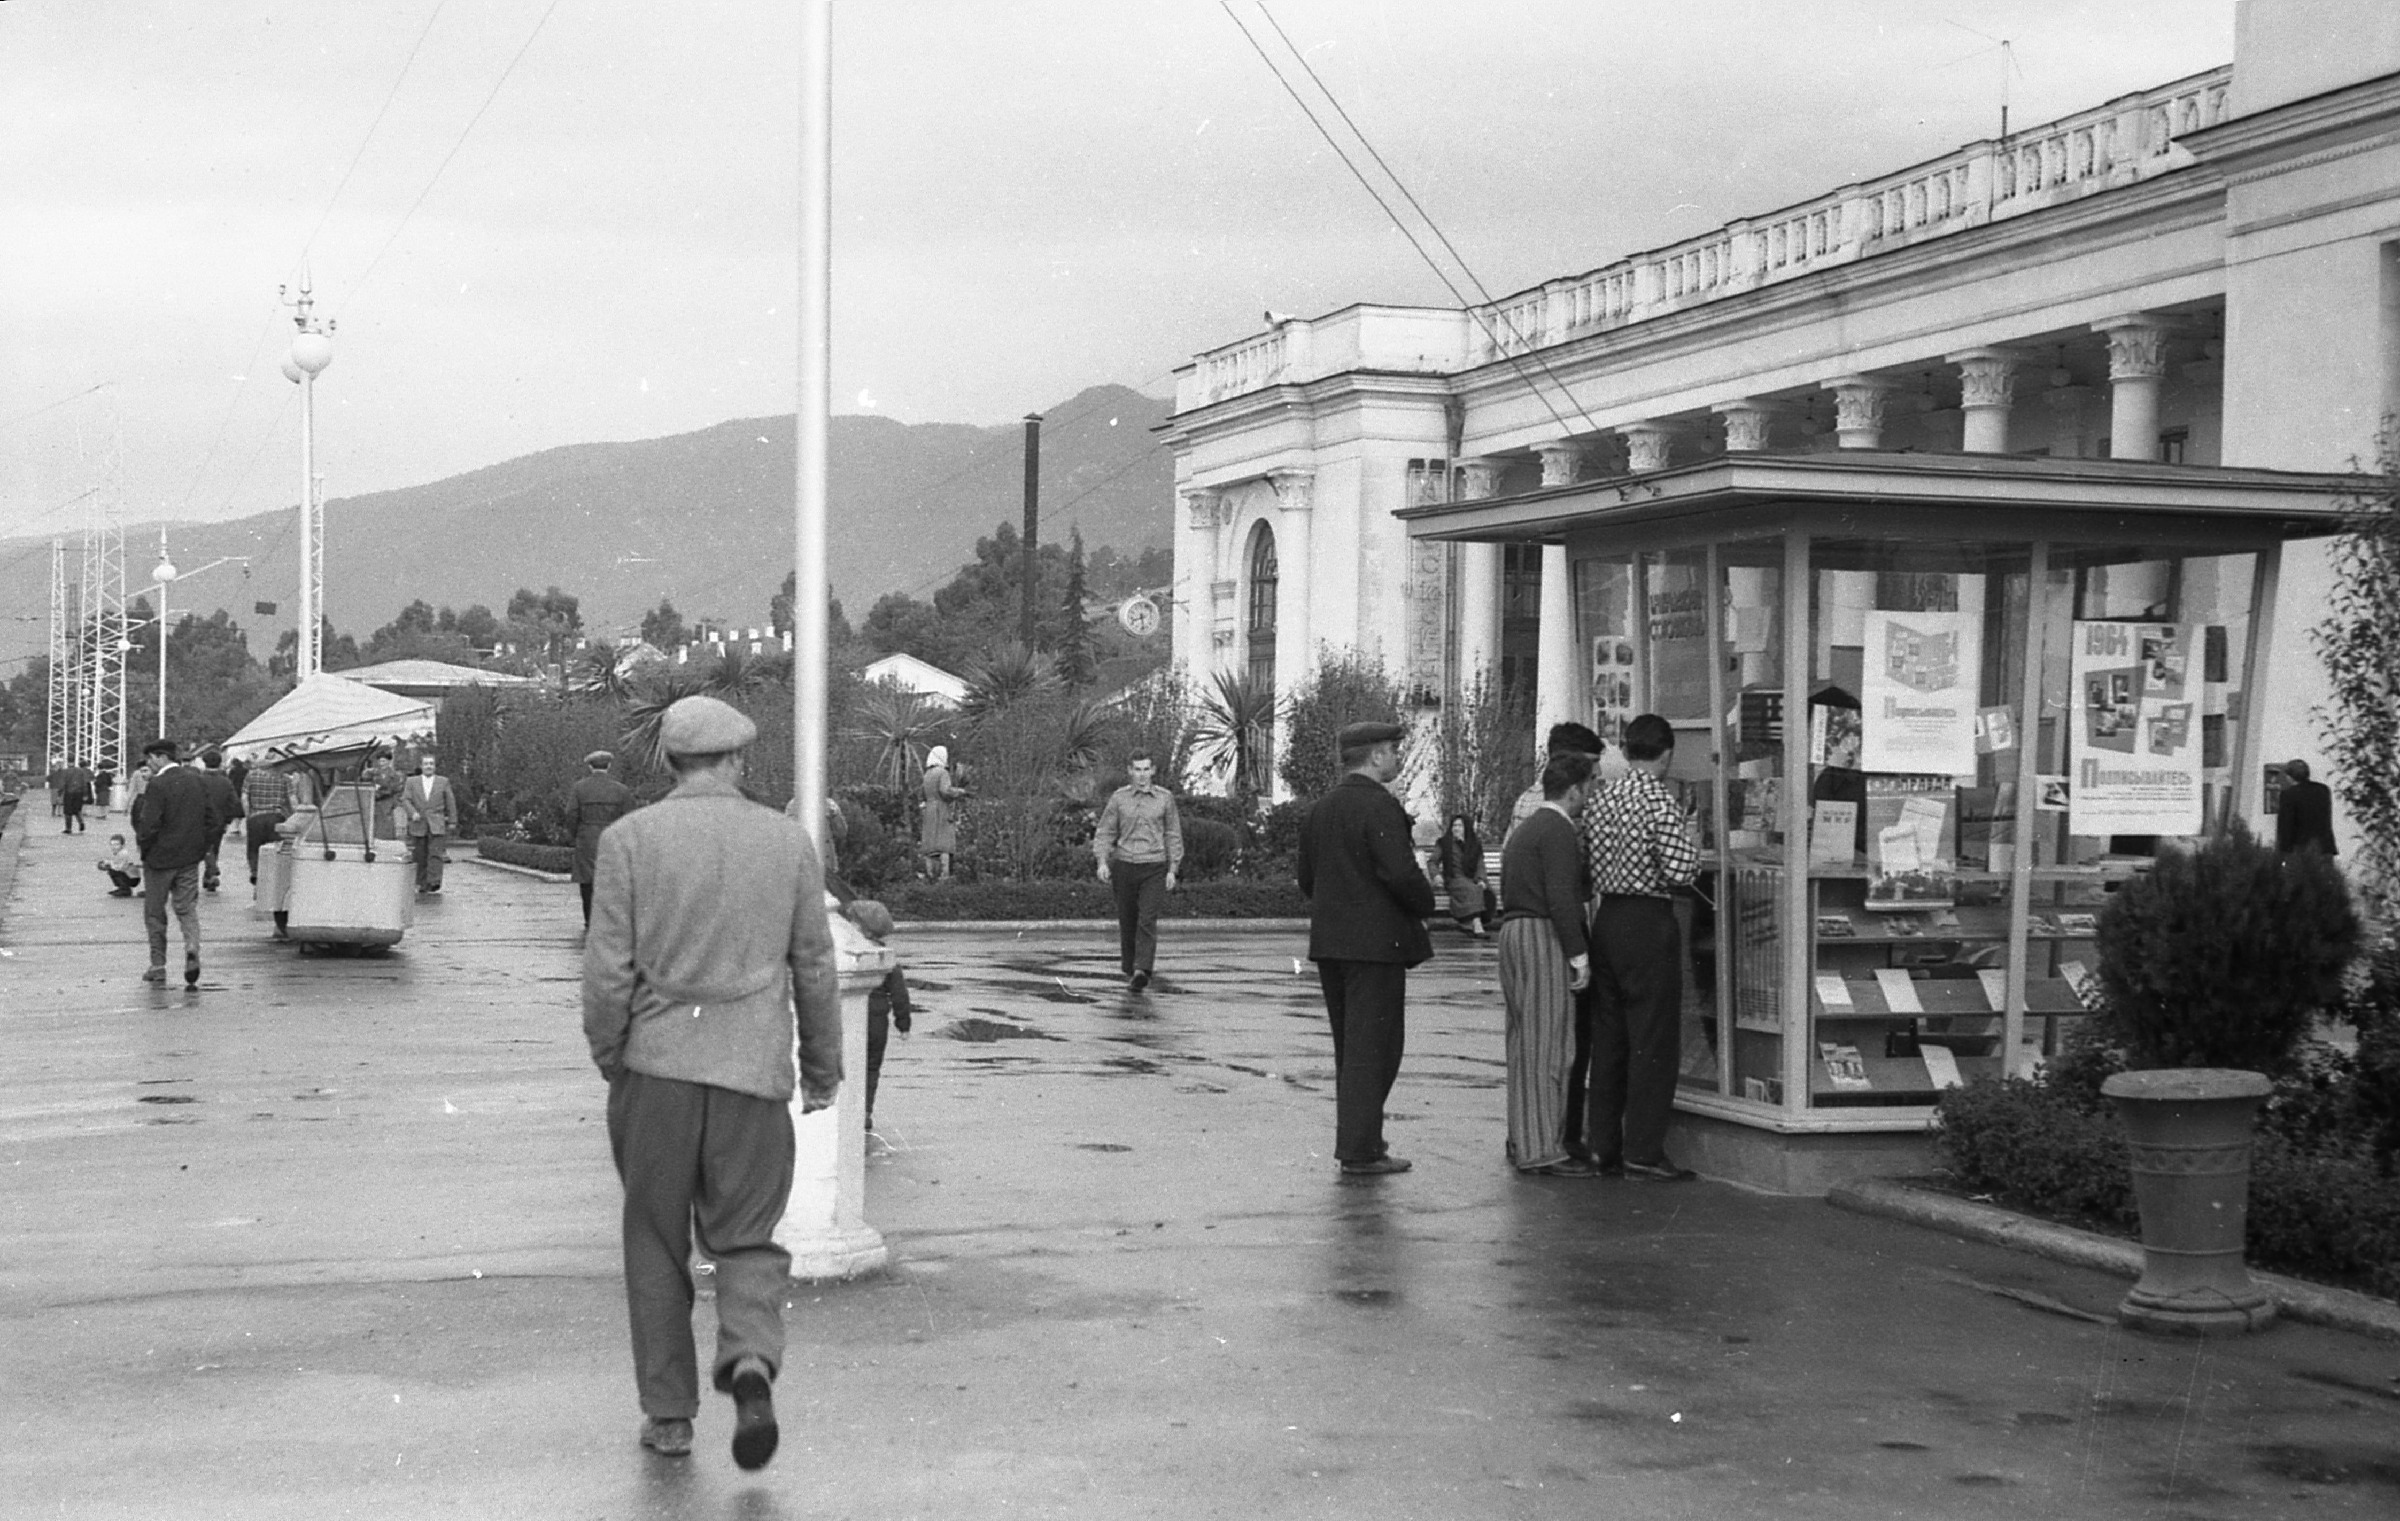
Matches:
[569,749,639,927]
[583,695,842,1470]
[1297,719,1437,1175]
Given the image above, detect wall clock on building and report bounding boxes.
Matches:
[1117,595,1161,638]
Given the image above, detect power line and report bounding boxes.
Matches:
[174,5,450,518]
[1223,2,1601,443]
[0,382,111,436]
[340,0,567,318]
[300,0,452,268]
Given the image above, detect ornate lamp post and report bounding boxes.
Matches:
[149,531,177,741]
[281,280,334,680]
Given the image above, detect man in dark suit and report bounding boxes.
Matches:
[195,748,243,892]
[130,739,226,987]
[2276,758,2338,856]
[401,754,463,894]
[1297,720,1437,1176]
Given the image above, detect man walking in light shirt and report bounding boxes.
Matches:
[1093,751,1183,992]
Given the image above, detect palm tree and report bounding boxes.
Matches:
[1192,669,1277,804]
[849,682,950,789]
[958,642,1058,725]
[705,646,772,698]
[623,668,715,771]
[567,640,632,701]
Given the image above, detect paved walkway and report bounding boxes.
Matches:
[3,810,2397,1518]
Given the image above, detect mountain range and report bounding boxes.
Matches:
[0,384,1173,668]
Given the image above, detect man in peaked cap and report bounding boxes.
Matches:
[583,695,842,1470]
[1297,719,1438,1175]
[569,749,639,927]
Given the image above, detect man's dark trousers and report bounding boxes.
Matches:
[245,812,284,881]
[1316,959,1407,1163]
[606,1070,794,1420]
[143,862,202,971]
[1561,974,1599,1159]
[1587,895,1682,1168]
[1110,857,1168,976]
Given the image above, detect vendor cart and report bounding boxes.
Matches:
[256,782,416,949]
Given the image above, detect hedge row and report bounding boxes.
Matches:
[477,836,575,875]
[1936,1068,2400,1301]
[884,877,1308,921]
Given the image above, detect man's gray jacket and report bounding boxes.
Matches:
[581,771,842,1105]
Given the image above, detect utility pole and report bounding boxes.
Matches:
[282,277,334,680]
[1020,412,1041,650]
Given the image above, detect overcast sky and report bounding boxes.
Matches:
[2,0,2234,543]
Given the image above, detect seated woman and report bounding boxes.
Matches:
[1434,812,1497,937]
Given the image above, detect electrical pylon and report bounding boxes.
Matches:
[45,539,70,769]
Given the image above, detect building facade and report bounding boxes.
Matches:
[1164,0,2400,838]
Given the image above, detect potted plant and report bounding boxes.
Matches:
[2092,823,2357,1334]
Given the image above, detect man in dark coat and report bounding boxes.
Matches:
[2275,759,2338,856]
[60,761,91,834]
[195,748,243,892]
[570,750,639,926]
[130,739,226,987]
[1297,720,1437,1176]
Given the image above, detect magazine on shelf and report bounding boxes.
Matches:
[1819,1042,1872,1091]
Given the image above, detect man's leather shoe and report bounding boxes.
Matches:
[1522,1158,1600,1177]
[727,1355,778,1470]
[1624,1159,1698,1183]
[1339,1155,1412,1175]
[184,954,201,989]
[638,1417,693,1456]
[1129,969,1150,992]
[140,965,166,984]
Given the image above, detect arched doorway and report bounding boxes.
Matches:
[1245,520,1278,691]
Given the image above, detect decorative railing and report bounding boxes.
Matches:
[1182,64,2232,409]
[1469,65,2230,362]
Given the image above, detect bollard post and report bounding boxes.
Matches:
[776,912,893,1279]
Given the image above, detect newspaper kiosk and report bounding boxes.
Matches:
[1400,449,2357,1190]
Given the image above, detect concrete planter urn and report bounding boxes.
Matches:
[2099,1068,2275,1336]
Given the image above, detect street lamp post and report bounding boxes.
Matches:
[150,530,177,743]
[281,279,334,681]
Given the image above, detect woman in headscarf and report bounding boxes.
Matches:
[919,745,965,880]
[1435,812,1495,937]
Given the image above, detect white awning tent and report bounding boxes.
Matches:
[220,673,437,764]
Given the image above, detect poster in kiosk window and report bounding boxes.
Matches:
[1864,774,1958,910]
[1859,610,1980,776]
[2068,621,2202,838]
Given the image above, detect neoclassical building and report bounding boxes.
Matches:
[1165,1,2400,1185]
[1165,0,2400,838]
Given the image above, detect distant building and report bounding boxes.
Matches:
[336,658,541,702]
[862,652,968,707]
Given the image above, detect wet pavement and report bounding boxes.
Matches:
[3,810,2398,1519]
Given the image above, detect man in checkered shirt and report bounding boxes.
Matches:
[1582,713,1701,1182]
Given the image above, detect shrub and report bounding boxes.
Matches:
[477,836,575,874]
[1934,1078,2136,1230]
[2094,824,2358,1074]
[1258,798,1312,859]
[830,803,917,896]
[1936,1044,2400,1299]
[885,877,1306,921]
[1279,649,1409,800]
[1176,791,1252,836]
[1180,817,1240,881]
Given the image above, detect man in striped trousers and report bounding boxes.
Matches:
[1497,751,1596,1176]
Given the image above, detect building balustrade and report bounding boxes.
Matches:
[1183,65,2232,403]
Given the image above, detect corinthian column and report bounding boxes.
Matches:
[1711,400,1779,453]
[1180,489,1223,671]
[1948,347,2021,454]
[1617,422,1678,473]
[1269,469,1315,697]
[2095,316,2175,461]
[1455,458,1506,687]
[1823,376,1898,450]
[1535,441,1590,488]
